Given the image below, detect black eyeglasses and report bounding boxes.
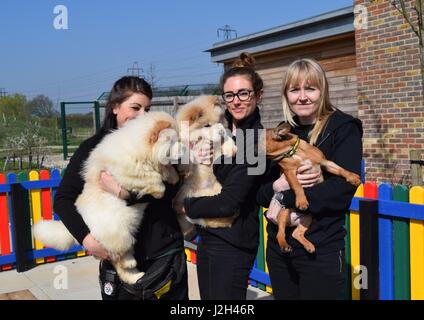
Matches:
[221,89,254,103]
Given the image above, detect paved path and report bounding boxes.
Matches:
[0,256,272,300]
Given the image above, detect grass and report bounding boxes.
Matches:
[0,118,94,147]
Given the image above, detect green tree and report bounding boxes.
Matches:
[0,94,29,122]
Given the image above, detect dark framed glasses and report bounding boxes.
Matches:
[221,89,254,103]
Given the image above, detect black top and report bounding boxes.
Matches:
[53,129,184,266]
[256,109,363,256]
[184,108,264,251]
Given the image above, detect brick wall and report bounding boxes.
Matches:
[355,0,424,185]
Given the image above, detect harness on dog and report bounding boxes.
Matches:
[273,137,300,162]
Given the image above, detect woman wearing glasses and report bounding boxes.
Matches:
[176,52,264,299]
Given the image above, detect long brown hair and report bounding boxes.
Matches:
[281,58,335,145]
[101,76,152,132]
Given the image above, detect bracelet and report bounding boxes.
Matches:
[274,191,285,206]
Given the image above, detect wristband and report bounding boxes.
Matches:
[274,191,285,206]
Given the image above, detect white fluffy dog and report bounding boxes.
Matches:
[33,111,184,284]
[174,96,237,235]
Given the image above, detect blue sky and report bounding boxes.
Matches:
[0,0,353,107]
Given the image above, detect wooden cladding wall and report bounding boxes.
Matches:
[224,34,358,128]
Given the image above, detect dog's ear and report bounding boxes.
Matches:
[149,120,171,144]
[195,110,204,121]
[272,123,291,140]
[186,106,203,127]
[208,95,219,104]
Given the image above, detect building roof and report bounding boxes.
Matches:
[206,6,354,63]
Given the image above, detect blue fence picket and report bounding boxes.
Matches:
[378,184,394,300]
[50,169,61,221]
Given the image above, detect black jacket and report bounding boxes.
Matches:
[257,109,363,255]
[53,130,184,266]
[184,108,264,250]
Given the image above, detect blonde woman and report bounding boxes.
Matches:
[257,58,362,299]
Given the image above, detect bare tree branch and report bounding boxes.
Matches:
[416,0,424,42]
[392,0,420,36]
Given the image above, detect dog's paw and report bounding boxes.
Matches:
[137,184,165,199]
[296,198,309,211]
[280,244,293,253]
[121,257,138,269]
[347,173,361,187]
[277,232,292,253]
[304,243,316,254]
[151,188,165,199]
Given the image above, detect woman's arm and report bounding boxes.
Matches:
[53,141,111,259]
[256,160,280,207]
[184,162,260,219]
[53,144,91,245]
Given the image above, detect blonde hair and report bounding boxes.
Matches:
[281,58,335,145]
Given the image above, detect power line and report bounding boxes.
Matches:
[127,61,143,77]
[217,25,237,40]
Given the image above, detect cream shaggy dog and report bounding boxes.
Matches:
[33,111,185,284]
[174,96,237,236]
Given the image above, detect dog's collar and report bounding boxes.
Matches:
[273,137,300,161]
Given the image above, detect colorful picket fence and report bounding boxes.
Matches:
[1,170,423,300]
[0,169,86,272]
[249,182,424,300]
[347,183,424,300]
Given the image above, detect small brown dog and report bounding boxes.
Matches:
[265,122,361,253]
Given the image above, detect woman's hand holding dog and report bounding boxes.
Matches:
[273,161,322,192]
[172,201,186,215]
[296,161,322,188]
[99,171,130,200]
[83,233,110,260]
[191,141,214,165]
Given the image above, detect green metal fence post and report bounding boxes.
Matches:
[60,102,68,160]
[94,101,101,131]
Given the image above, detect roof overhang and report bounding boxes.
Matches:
[206,6,354,63]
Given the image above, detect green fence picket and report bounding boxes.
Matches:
[344,213,352,300]
[256,207,265,290]
[392,184,410,300]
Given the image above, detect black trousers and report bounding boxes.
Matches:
[196,232,257,300]
[266,237,346,300]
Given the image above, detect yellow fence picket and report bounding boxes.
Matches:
[350,184,363,300]
[409,186,424,300]
[29,170,44,264]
